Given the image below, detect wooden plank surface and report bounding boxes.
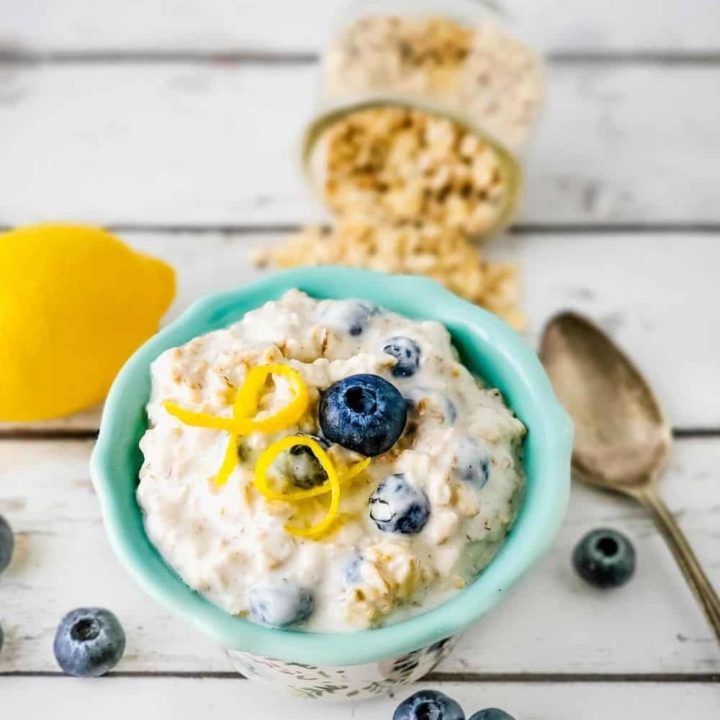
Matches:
[2,678,719,720]
[1,231,718,434]
[1,64,720,227]
[2,0,720,54]
[1,436,718,675]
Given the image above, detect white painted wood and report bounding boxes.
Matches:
[0,437,718,674]
[1,65,719,226]
[1,0,720,53]
[1,231,718,434]
[504,232,720,429]
[3,678,720,720]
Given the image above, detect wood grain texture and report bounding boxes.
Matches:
[1,231,718,434]
[5,678,720,720]
[1,0,720,54]
[2,678,720,720]
[0,437,718,675]
[1,64,719,226]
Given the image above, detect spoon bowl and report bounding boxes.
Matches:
[539,312,671,492]
[540,311,720,642]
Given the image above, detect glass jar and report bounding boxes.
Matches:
[302,0,544,239]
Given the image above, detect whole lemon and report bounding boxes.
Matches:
[0,224,175,421]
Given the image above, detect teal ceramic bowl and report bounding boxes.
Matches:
[91,267,572,699]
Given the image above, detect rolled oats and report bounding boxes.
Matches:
[254,14,539,331]
[324,16,543,151]
[254,220,524,329]
[323,107,511,236]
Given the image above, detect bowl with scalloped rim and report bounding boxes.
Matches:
[91,266,572,700]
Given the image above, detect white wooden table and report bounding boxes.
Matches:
[1,2,719,717]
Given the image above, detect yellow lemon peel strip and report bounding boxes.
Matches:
[254,435,334,503]
[232,364,309,435]
[342,457,372,483]
[163,364,308,435]
[254,436,370,539]
[255,441,370,503]
[214,435,239,487]
[162,402,237,432]
[162,364,310,486]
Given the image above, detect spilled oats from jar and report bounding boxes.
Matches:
[255,9,543,329]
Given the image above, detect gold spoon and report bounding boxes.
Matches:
[540,311,720,641]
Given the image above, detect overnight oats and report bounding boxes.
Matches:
[137,290,525,632]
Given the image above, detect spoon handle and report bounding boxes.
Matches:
[638,489,720,642]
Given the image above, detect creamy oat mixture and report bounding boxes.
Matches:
[138,291,525,632]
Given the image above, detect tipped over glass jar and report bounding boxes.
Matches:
[302,0,545,239]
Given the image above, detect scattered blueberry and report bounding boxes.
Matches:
[383,336,422,377]
[469,710,515,720]
[320,374,407,456]
[437,395,458,424]
[283,434,330,489]
[453,437,490,488]
[322,300,379,336]
[573,528,636,589]
[249,584,315,627]
[53,608,126,677]
[407,388,457,425]
[0,514,14,574]
[394,689,465,720]
[343,552,363,584]
[370,473,430,535]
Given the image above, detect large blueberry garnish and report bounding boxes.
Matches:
[0,514,14,574]
[370,473,430,535]
[322,300,379,337]
[383,336,421,377]
[283,434,330,489]
[453,437,490,488]
[53,608,126,677]
[394,689,465,720]
[320,374,407,456]
[249,584,315,627]
[469,710,515,720]
[572,528,636,589]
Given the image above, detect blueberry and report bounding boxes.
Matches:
[0,514,14,574]
[283,434,330,489]
[394,690,465,720]
[469,710,515,720]
[322,300,379,337]
[0,623,4,654]
[453,437,490,488]
[53,608,126,677]
[249,584,314,627]
[320,374,407,456]
[573,528,636,589]
[407,388,457,425]
[344,552,363,584]
[370,473,430,535]
[383,336,422,377]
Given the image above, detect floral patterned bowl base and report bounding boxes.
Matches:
[226,635,458,701]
